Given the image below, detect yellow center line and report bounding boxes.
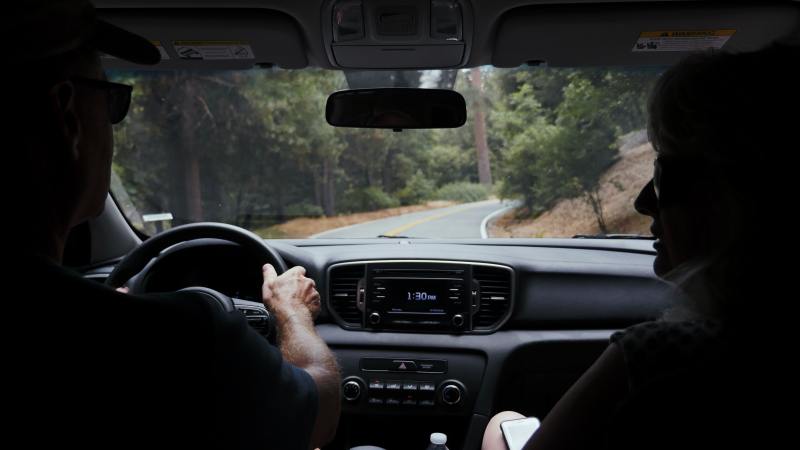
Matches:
[382,202,490,237]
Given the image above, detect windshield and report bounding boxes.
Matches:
[109,66,662,239]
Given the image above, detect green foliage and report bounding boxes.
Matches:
[285,203,325,218]
[491,67,656,221]
[434,182,490,203]
[424,142,478,186]
[396,170,436,206]
[339,187,400,213]
[109,66,659,235]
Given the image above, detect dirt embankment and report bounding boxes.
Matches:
[490,141,655,238]
[255,200,455,238]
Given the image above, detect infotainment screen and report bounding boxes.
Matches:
[381,278,449,314]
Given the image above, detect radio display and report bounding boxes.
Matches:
[381,279,450,314]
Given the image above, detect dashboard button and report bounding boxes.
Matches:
[385,381,402,391]
[368,397,384,405]
[402,399,417,406]
[417,360,447,373]
[392,360,417,371]
[361,358,392,371]
[385,398,401,406]
[419,382,436,392]
[419,399,435,407]
[402,382,418,391]
[441,384,463,405]
[369,380,385,390]
[369,312,381,325]
[343,381,362,401]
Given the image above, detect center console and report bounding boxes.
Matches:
[325,260,513,449]
[328,260,515,333]
[334,349,484,414]
[366,263,474,332]
[327,348,485,449]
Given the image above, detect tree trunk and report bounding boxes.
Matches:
[322,158,336,216]
[471,68,493,186]
[585,188,609,234]
[314,172,323,212]
[181,78,204,222]
[382,148,397,191]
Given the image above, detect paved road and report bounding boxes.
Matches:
[312,199,511,239]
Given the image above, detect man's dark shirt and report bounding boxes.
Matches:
[9,254,318,449]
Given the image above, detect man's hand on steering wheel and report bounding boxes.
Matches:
[261,264,322,322]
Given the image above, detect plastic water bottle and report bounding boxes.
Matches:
[426,432,449,450]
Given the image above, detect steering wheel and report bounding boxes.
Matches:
[106,222,288,343]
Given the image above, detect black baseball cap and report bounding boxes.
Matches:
[10,0,160,65]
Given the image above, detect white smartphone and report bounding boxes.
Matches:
[500,417,541,450]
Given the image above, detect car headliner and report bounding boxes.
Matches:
[95,0,800,71]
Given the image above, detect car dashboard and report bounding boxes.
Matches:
[82,238,674,450]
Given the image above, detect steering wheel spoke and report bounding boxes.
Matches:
[106,222,286,344]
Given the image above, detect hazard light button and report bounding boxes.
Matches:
[391,360,417,371]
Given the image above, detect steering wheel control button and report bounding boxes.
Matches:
[343,381,362,402]
[369,312,381,325]
[441,384,463,406]
[392,360,417,371]
[402,382,418,391]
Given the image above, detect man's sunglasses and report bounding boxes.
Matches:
[70,76,133,125]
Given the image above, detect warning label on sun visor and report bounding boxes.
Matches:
[173,41,255,60]
[632,30,736,52]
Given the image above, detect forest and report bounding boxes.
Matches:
[110,66,660,235]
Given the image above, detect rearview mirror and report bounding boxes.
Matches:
[326,88,467,130]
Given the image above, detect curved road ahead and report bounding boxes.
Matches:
[312,199,512,239]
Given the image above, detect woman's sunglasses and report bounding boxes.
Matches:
[652,156,706,205]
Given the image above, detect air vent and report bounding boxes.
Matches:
[473,265,513,329]
[329,264,365,326]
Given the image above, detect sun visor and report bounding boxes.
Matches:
[492,3,800,68]
[97,9,308,70]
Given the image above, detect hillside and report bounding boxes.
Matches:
[489,140,655,238]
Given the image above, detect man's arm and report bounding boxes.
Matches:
[263,264,341,448]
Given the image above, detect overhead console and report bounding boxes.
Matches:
[323,0,472,69]
[328,260,514,333]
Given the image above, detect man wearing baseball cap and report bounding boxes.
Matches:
[5,2,340,449]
